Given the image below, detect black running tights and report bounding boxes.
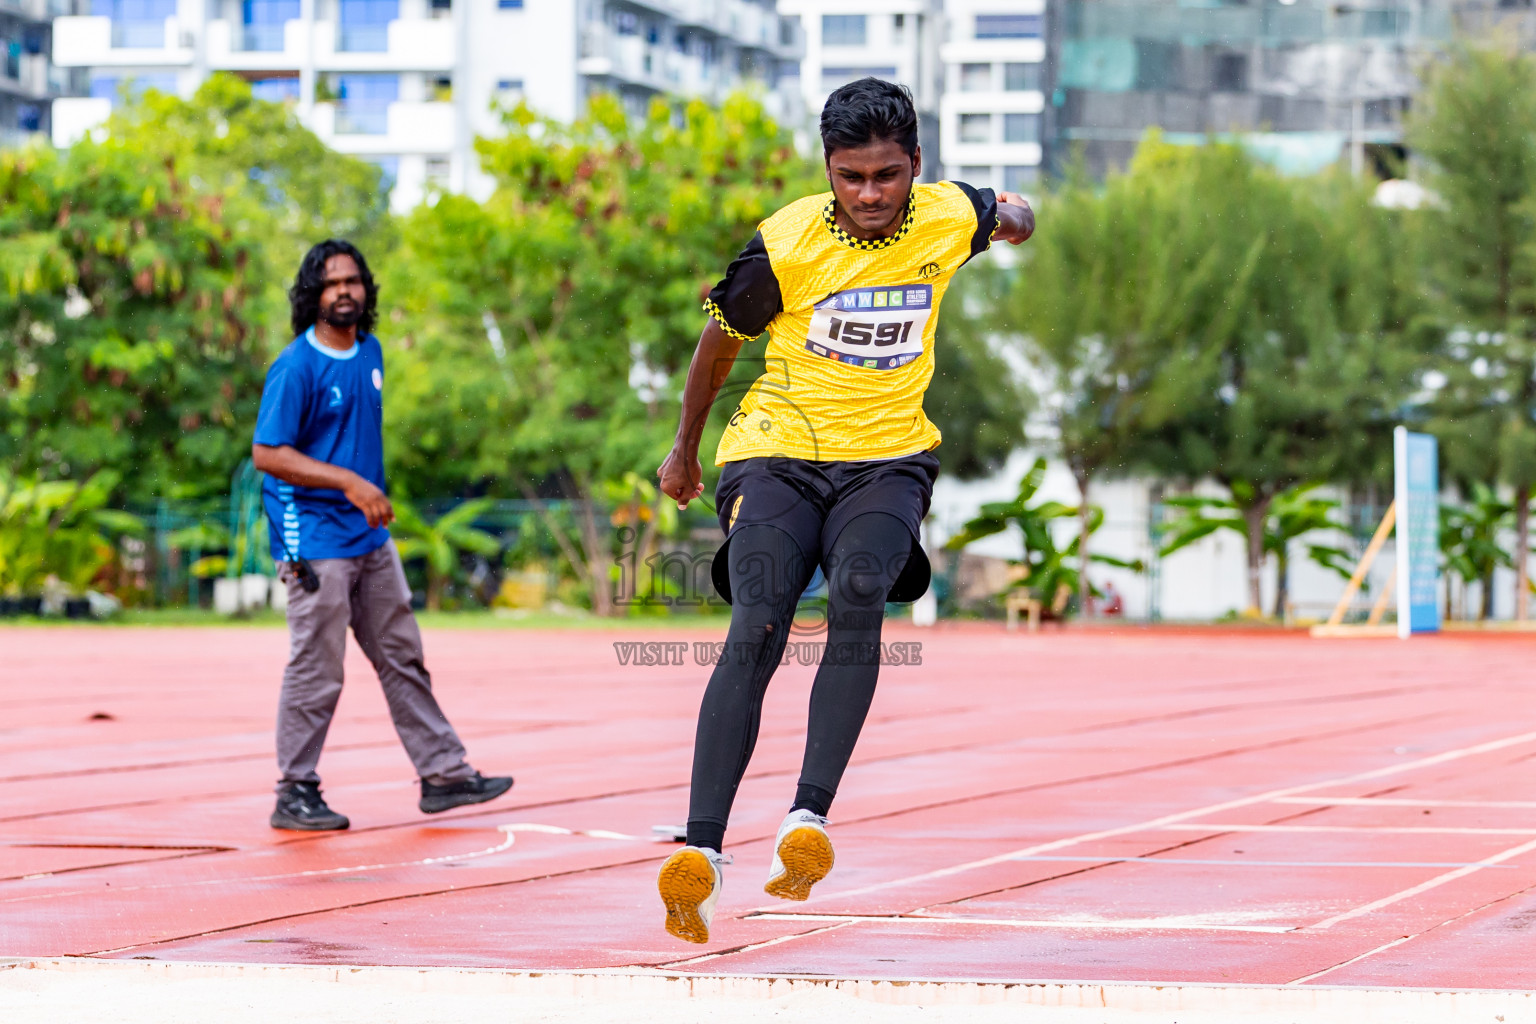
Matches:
[685,513,911,852]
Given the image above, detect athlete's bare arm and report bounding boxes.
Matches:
[252,443,395,528]
[995,192,1035,245]
[657,319,746,510]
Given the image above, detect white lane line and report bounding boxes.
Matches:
[756,727,1536,910]
[654,921,857,968]
[1286,935,1415,985]
[1,822,652,905]
[1159,823,1536,836]
[748,913,1297,934]
[1274,796,1536,809]
[1005,855,1514,869]
[1306,836,1536,931]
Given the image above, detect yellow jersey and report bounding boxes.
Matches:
[705,180,999,465]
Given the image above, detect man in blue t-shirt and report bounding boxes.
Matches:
[252,239,512,831]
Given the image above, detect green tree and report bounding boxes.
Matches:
[1408,37,1536,619]
[927,266,1031,480]
[0,469,143,596]
[1103,140,1412,615]
[384,93,824,614]
[391,497,502,611]
[1157,483,1353,619]
[0,140,266,503]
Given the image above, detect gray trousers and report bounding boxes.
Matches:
[276,539,474,789]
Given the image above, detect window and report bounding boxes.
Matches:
[975,13,1042,39]
[366,156,399,193]
[426,157,450,181]
[93,0,176,48]
[614,11,638,35]
[959,165,992,187]
[241,0,298,52]
[822,14,866,46]
[1003,165,1038,193]
[892,12,904,41]
[960,63,991,92]
[496,77,524,93]
[88,71,177,103]
[4,38,19,79]
[959,113,991,144]
[496,0,521,7]
[780,15,800,48]
[431,0,452,16]
[17,102,42,132]
[821,66,895,91]
[338,0,397,51]
[334,73,397,134]
[1003,112,1040,143]
[1212,52,1248,92]
[431,75,451,101]
[249,76,300,102]
[1004,61,1041,91]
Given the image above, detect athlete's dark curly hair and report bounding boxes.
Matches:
[288,239,378,338]
[820,77,919,162]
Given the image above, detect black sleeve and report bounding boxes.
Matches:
[949,180,1000,263]
[704,231,782,341]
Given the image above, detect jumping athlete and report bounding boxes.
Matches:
[654,79,1034,942]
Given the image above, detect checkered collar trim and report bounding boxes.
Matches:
[822,193,915,251]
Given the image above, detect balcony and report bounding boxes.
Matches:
[50,94,111,146]
[52,15,193,67]
[577,22,732,98]
[311,17,453,70]
[305,99,453,153]
[205,18,307,70]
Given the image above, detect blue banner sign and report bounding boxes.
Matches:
[1394,427,1440,637]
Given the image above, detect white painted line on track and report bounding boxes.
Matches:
[757,727,1536,911]
[1004,855,1514,869]
[1159,823,1536,835]
[1305,835,1536,931]
[1273,796,1536,809]
[748,913,1297,934]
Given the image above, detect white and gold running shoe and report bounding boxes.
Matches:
[658,846,728,944]
[764,809,834,901]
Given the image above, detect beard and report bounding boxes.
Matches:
[321,300,364,329]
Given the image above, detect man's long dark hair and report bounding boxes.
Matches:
[820,78,919,162]
[288,239,379,338]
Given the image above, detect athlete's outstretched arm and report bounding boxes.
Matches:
[994,191,1035,245]
[657,319,745,510]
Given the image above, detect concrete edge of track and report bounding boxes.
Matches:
[2,957,1533,1019]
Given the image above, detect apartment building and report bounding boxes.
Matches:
[778,0,941,177]
[1,0,65,145]
[50,0,801,209]
[1053,0,1453,178]
[939,0,1045,193]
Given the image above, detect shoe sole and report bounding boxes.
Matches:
[658,849,716,944]
[764,826,833,901]
[269,813,349,831]
[419,777,514,815]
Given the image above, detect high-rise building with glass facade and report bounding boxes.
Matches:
[1051,0,1455,178]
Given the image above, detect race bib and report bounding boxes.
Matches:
[804,284,932,370]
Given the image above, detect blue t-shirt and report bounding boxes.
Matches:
[254,327,391,562]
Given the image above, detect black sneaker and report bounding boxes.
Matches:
[270,781,350,831]
[419,772,514,814]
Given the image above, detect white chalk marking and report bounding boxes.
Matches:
[1306,835,1536,930]
[754,727,1536,910]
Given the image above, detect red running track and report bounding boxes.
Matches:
[3,622,1536,989]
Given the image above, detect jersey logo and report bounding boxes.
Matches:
[918,262,941,279]
[729,495,743,530]
[371,368,383,391]
[328,385,344,407]
[804,284,932,370]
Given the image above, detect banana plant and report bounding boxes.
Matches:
[945,456,1142,616]
[1157,483,1352,619]
[390,497,502,611]
[1439,484,1515,621]
[0,470,143,596]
